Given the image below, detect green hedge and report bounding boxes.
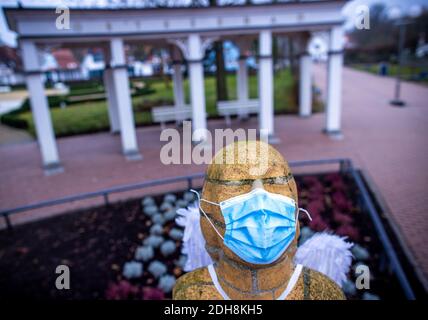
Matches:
[68,86,105,97]
[0,84,155,131]
[13,84,154,111]
[18,95,68,112]
[1,70,305,138]
[66,80,103,91]
[0,113,28,129]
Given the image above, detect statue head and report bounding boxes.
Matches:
[200,140,300,268]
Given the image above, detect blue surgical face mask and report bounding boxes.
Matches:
[191,188,311,265]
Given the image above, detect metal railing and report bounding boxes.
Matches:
[0,157,416,299]
[0,158,350,230]
[0,172,206,230]
[349,168,416,299]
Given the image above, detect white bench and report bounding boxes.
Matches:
[217,99,259,125]
[151,105,192,130]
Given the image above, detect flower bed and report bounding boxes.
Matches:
[0,172,407,300]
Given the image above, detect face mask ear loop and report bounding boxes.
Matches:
[190,189,220,206]
[298,208,313,221]
[190,189,225,240]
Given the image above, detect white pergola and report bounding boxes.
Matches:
[5,1,346,173]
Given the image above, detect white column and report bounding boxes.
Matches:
[237,57,249,102]
[103,68,120,133]
[325,26,344,136]
[21,40,62,172]
[109,38,140,159]
[236,40,250,103]
[187,34,207,142]
[237,57,249,119]
[299,50,312,117]
[258,30,275,140]
[172,64,185,107]
[171,47,185,107]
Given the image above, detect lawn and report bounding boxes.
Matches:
[350,63,428,84]
[9,69,304,138]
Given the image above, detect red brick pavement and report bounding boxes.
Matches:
[0,64,427,287]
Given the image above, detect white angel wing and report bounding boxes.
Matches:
[294,232,353,287]
[175,202,212,272]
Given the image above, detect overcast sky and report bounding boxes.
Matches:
[1,0,428,47]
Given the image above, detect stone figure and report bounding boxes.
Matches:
[173,141,345,300]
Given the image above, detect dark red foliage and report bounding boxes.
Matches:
[307,189,324,202]
[331,179,346,191]
[306,199,325,218]
[302,176,319,186]
[309,216,330,232]
[143,287,165,300]
[308,180,324,192]
[105,280,140,300]
[336,224,360,242]
[332,210,354,225]
[332,191,352,211]
[324,173,342,183]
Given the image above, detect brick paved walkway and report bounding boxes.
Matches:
[0,64,427,287]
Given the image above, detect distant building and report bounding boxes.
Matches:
[0,41,23,85]
[51,49,78,70]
